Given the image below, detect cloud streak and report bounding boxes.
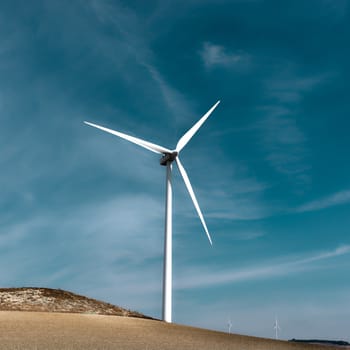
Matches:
[265,74,327,104]
[256,70,329,184]
[88,0,195,125]
[200,42,251,69]
[296,190,350,213]
[259,107,310,180]
[175,245,350,289]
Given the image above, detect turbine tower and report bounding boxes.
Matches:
[84,100,220,323]
[274,316,281,339]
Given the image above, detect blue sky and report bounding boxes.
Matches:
[1,0,350,341]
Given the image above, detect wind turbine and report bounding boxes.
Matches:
[274,316,281,339]
[84,100,220,323]
[227,317,233,334]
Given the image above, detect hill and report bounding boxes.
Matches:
[0,311,343,350]
[0,287,149,318]
[0,288,346,350]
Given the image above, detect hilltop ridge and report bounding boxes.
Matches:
[0,287,151,319]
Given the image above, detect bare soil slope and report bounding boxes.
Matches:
[0,311,343,350]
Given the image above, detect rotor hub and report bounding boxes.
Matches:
[160,151,178,166]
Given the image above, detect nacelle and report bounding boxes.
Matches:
[160,151,178,166]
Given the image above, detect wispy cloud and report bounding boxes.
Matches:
[231,231,265,240]
[141,63,195,124]
[265,74,326,104]
[175,245,350,289]
[88,0,195,125]
[0,193,164,314]
[174,148,270,221]
[205,197,271,220]
[258,106,310,180]
[296,190,350,213]
[297,245,350,264]
[321,0,349,18]
[200,42,251,69]
[258,67,332,185]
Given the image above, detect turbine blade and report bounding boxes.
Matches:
[176,100,220,152]
[175,157,212,245]
[84,121,171,154]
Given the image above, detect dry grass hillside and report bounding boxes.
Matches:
[0,288,346,350]
[0,287,149,318]
[0,311,344,350]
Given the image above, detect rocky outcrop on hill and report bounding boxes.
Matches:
[0,287,151,319]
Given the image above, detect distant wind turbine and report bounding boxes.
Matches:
[274,316,281,339]
[84,100,220,323]
[228,318,232,334]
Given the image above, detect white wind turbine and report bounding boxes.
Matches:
[274,315,281,339]
[84,100,220,323]
[227,318,233,334]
